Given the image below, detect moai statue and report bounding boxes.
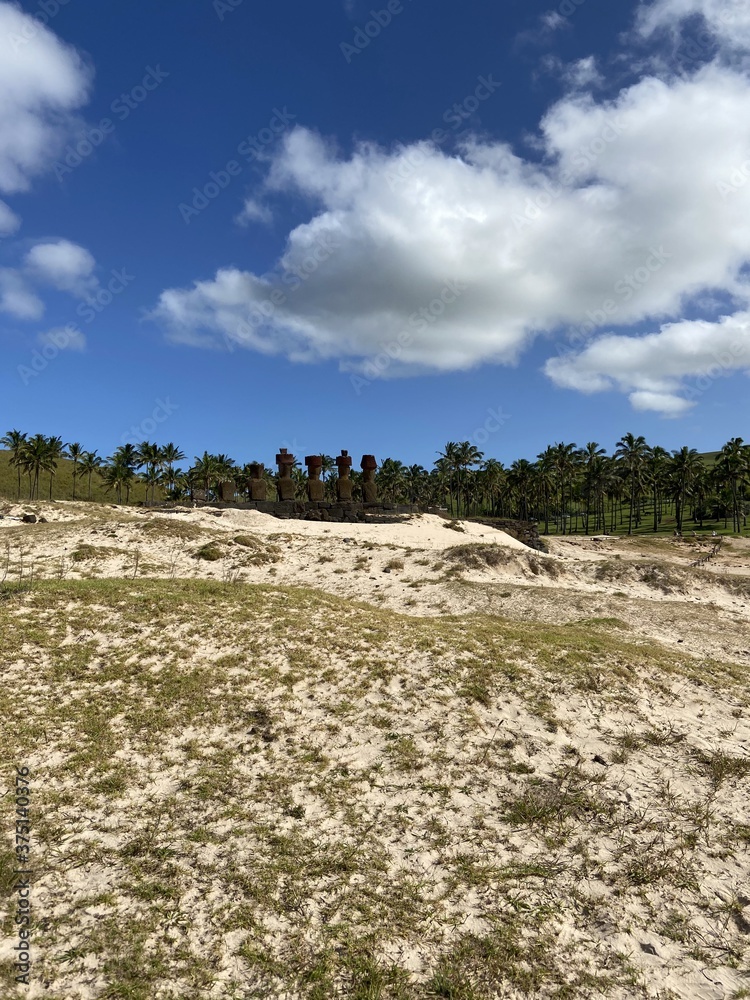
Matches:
[336,450,353,502]
[248,463,267,502]
[218,480,235,502]
[305,455,325,502]
[276,448,296,501]
[361,455,378,503]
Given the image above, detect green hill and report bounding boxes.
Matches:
[0,449,151,504]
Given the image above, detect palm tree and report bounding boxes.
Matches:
[437,442,460,515]
[160,443,186,493]
[577,442,606,535]
[508,459,535,521]
[404,464,428,504]
[1,430,27,499]
[668,446,702,534]
[716,438,749,533]
[65,442,85,500]
[45,436,65,499]
[479,459,506,517]
[455,442,484,515]
[191,452,221,499]
[136,442,163,504]
[20,434,54,500]
[377,458,407,502]
[112,444,139,472]
[615,433,649,535]
[644,445,669,533]
[79,451,103,500]
[101,462,131,504]
[553,442,579,534]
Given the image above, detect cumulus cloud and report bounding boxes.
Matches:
[0,1,92,194]
[0,268,43,320]
[545,311,750,414]
[637,0,750,52]
[153,62,750,389]
[0,239,99,321]
[0,199,21,236]
[25,240,97,296]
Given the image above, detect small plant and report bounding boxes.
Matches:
[194,542,224,561]
[445,544,513,571]
[221,561,242,585]
[444,520,466,532]
[691,748,750,790]
[233,534,258,547]
[384,558,404,571]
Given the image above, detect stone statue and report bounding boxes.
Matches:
[218,480,235,502]
[336,450,353,502]
[305,455,325,502]
[276,448,296,501]
[248,463,267,502]
[361,455,378,503]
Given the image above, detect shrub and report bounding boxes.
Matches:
[445,544,514,570]
[194,543,224,561]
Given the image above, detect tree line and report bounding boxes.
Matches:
[1,430,749,535]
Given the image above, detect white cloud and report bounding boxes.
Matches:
[542,11,568,31]
[637,0,750,51]
[25,240,97,296]
[0,267,43,319]
[235,197,273,226]
[0,1,92,194]
[565,56,604,88]
[0,199,20,236]
[38,326,86,352]
[153,62,750,392]
[545,311,750,414]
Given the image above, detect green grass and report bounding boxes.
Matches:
[0,449,152,505]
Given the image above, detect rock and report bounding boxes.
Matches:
[22,514,37,523]
[38,517,48,523]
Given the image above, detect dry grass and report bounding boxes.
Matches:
[0,577,748,998]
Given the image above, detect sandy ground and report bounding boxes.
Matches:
[1,499,749,999]
[1,499,748,667]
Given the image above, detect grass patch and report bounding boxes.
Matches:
[193,542,224,561]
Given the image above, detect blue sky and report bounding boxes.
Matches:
[1,0,748,469]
